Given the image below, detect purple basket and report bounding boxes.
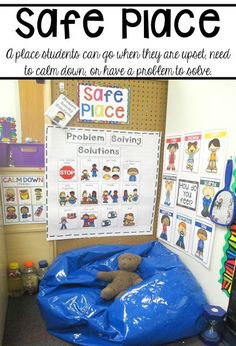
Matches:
[0,143,9,166]
[9,143,45,167]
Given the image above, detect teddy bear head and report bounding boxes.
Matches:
[118,253,141,272]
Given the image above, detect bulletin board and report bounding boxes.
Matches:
[51,79,168,253]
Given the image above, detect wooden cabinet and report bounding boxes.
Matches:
[18,80,45,143]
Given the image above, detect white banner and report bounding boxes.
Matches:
[0,4,235,77]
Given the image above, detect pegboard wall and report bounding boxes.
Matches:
[51,79,168,254]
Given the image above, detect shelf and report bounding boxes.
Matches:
[0,167,45,173]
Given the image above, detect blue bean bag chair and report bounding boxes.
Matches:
[37,241,207,346]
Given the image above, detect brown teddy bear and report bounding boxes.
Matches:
[97,253,143,300]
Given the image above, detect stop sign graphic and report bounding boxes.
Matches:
[59,166,75,180]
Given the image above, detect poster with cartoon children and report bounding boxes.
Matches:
[4,205,19,223]
[102,183,120,204]
[58,184,78,207]
[122,184,139,204]
[59,208,78,231]
[102,158,121,181]
[182,133,201,173]
[1,175,46,225]
[101,206,119,228]
[46,127,161,239]
[80,183,98,205]
[164,136,181,172]
[80,208,98,228]
[173,214,192,252]
[160,174,177,208]
[122,206,137,227]
[19,205,33,222]
[197,178,221,219]
[158,209,174,243]
[191,220,214,267]
[123,161,140,182]
[201,130,227,175]
[80,158,99,181]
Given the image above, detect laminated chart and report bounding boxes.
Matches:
[46,126,161,240]
[0,175,46,224]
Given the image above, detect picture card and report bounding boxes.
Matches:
[160,174,177,208]
[80,207,98,228]
[163,135,181,173]
[58,183,78,207]
[59,207,78,231]
[201,129,227,176]
[182,133,201,173]
[197,177,221,220]
[191,220,214,267]
[102,158,121,181]
[173,214,193,252]
[45,94,79,128]
[158,208,174,243]
[122,183,139,204]
[101,206,119,228]
[176,178,199,211]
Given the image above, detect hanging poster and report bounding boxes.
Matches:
[163,135,181,173]
[78,84,130,124]
[201,129,227,175]
[46,126,161,240]
[0,175,46,224]
[182,132,201,173]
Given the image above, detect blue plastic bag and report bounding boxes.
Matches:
[38,241,207,345]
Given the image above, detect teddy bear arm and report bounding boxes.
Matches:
[133,277,143,285]
[97,270,117,281]
[131,273,143,285]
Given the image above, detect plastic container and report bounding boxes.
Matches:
[8,143,44,167]
[0,143,9,167]
[7,262,24,297]
[21,261,38,295]
[38,260,49,282]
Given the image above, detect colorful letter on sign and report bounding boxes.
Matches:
[78,84,129,124]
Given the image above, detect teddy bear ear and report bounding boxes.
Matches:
[118,253,124,260]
